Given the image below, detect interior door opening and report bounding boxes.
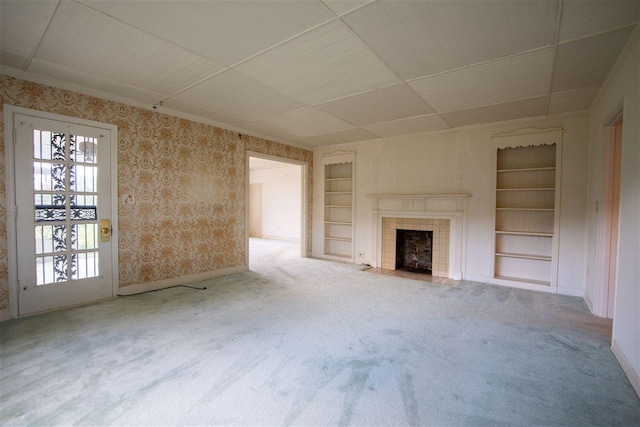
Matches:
[247,154,306,269]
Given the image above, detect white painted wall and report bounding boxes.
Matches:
[586,26,639,394]
[250,165,301,241]
[313,114,589,297]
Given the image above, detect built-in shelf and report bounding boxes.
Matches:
[496,188,555,192]
[495,252,552,261]
[323,151,355,261]
[496,208,554,211]
[492,128,562,288]
[494,275,551,286]
[325,252,351,259]
[497,167,556,173]
[495,230,553,237]
[325,236,352,242]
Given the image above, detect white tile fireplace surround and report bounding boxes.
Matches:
[369,194,471,280]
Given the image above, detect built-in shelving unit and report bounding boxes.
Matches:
[323,151,355,261]
[492,128,562,288]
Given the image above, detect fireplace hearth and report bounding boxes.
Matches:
[396,229,433,274]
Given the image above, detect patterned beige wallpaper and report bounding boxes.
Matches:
[0,75,313,312]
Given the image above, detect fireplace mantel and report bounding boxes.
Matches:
[369,193,470,279]
[369,193,470,212]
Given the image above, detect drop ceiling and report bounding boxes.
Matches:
[1,0,638,149]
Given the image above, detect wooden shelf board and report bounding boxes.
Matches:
[324,252,352,259]
[325,236,352,242]
[325,221,352,225]
[325,177,352,181]
[326,205,352,208]
[495,275,551,286]
[495,230,553,237]
[496,187,555,192]
[497,167,556,173]
[496,208,554,211]
[325,191,352,194]
[496,252,551,261]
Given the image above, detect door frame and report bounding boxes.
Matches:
[245,151,308,266]
[594,111,623,318]
[4,104,119,319]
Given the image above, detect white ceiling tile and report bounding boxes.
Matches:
[552,26,635,92]
[240,121,299,141]
[285,137,317,148]
[559,0,639,42]
[343,0,558,80]
[236,20,400,105]
[305,128,379,145]
[79,0,334,66]
[245,108,355,138]
[34,1,224,96]
[160,99,245,127]
[363,114,450,138]
[0,0,57,58]
[315,84,434,126]
[172,70,305,123]
[28,58,168,105]
[440,97,549,128]
[548,87,600,115]
[321,0,373,16]
[409,48,554,113]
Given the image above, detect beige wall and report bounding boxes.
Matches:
[0,75,313,316]
[313,114,589,296]
[586,26,639,394]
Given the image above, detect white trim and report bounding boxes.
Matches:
[246,151,309,265]
[611,338,640,398]
[116,266,247,296]
[3,104,119,319]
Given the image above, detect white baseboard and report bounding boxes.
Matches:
[556,286,584,297]
[117,265,248,296]
[583,292,594,313]
[0,308,9,322]
[611,338,640,398]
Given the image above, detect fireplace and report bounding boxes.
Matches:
[369,193,470,280]
[396,230,433,273]
[381,217,449,277]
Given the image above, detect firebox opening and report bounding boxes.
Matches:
[395,229,433,274]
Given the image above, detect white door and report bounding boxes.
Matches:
[14,113,113,316]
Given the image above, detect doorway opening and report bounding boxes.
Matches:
[246,153,306,270]
[595,113,623,319]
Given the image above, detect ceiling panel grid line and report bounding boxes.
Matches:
[0,0,637,148]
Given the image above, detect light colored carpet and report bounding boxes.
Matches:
[1,238,638,426]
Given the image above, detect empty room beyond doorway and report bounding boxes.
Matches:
[248,156,304,266]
